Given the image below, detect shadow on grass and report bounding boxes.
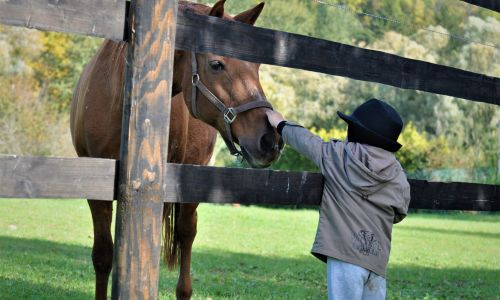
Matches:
[0,276,92,300]
[1,236,499,299]
[168,247,326,299]
[162,248,500,299]
[407,210,500,222]
[388,264,500,299]
[0,236,94,300]
[397,226,500,239]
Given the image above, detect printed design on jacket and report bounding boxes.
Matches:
[352,230,382,256]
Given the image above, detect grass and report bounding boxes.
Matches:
[0,199,499,299]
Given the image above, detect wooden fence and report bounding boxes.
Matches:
[1,155,499,211]
[1,0,499,298]
[2,1,499,104]
[460,0,500,12]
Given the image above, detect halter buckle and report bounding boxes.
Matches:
[224,108,237,124]
[192,74,200,85]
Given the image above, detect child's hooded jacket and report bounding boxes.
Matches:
[282,123,411,277]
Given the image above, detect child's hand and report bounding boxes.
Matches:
[266,110,285,128]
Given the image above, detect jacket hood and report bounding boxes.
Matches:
[343,142,402,195]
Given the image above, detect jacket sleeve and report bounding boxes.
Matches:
[281,123,329,168]
[393,181,411,224]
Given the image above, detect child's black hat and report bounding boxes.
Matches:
[337,98,403,152]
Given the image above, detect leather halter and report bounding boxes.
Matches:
[191,52,273,157]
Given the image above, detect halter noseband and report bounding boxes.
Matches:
[191,52,273,157]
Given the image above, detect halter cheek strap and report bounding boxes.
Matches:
[191,52,273,157]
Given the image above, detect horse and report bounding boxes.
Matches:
[70,1,283,299]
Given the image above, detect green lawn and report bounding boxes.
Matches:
[0,199,499,299]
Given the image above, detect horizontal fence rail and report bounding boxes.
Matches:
[0,155,117,200]
[408,179,499,211]
[1,2,498,105]
[0,0,125,41]
[175,11,500,106]
[164,164,325,205]
[1,156,499,211]
[460,0,500,12]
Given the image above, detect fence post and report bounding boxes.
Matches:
[111,0,178,298]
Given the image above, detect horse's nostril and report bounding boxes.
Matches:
[259,131,276,153]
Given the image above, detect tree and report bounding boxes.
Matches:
[0,26,75,156]
[28,33,102,112]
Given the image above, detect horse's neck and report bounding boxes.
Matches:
[168,91,217,165]
[167,1,218,164]
[172,50,186,97]
[172,1,212,95]
[169,49,216,165]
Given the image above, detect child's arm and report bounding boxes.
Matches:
[394,181,411,223]
[267,111,327,167]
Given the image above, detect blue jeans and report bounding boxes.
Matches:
[327,257,386,300]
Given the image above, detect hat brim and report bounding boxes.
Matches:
[337,111,402,152]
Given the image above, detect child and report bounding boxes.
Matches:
[266,98,411,300]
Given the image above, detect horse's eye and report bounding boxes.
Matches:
[209,60,225,71]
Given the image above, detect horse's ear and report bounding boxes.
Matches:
[234,2,265,25]
[209,0,226,18]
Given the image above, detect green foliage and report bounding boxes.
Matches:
[270,127,346,172]
[225,0,365,44]
[395,122,462,173]
[260,66,351,130]
[28,33,101,112]
[0,82,74,156]
[0,26,75,156]
[214,118,497,185]
[0,25,101,156]
[396,122,432,173]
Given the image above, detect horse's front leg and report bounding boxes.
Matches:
[88,200,114,300]
[176,203,199,300]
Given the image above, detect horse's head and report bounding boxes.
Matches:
[174,0,283,168]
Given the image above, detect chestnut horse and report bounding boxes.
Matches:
[70,1,282,299]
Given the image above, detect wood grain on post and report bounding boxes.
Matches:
[111,0,178,299]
